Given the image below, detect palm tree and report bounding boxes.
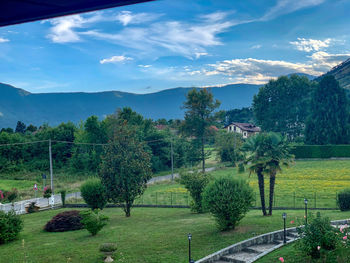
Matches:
[242,132,294,216]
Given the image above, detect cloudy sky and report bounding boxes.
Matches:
[0,0,350,93]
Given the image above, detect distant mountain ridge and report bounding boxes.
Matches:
[0,83,261,128]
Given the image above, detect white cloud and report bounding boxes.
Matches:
[100,55,133,64]
[116,11,161,26]
[84,13,233,59]
[200,11,230,22]
[195,52,208,59]
[138,64,152,68]
[46,13,107,43]
[0,37,9,43]
[251,44,262,49]
[186,48,350,85]
[309,51,350,70]
[261,0,326,21]
[47,15,84,43]
[0,112,3,117]
[290,38,332,52]
[203,58,321,84]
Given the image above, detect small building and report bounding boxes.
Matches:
[225,122,261,138]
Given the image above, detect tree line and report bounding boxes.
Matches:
[253,75,350,144]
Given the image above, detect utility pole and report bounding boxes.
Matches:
[234,132,237,166]
[49,139,54,194]
[171,138,174,181]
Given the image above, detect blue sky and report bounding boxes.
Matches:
[0,0,350,94]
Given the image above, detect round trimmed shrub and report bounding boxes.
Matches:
[0,210,23,244]
[337,189,350,211]
[80,209,109,236]
[202,176,254,231]
[81,179,107,210]
[44,210,84,232]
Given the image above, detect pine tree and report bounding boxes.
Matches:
[305,75,349,144]
[181,88,220,172]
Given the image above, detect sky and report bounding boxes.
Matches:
[0,0,350,94]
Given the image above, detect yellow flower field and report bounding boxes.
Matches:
[211,159,350,208]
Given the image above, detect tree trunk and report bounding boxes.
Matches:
[269,172,276,215]
[257,169,267,216]
[201,136,205,173]
[124,202,131,217]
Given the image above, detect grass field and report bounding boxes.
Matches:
[2,159,350,209]
[134,159,350,209]
[1,208,350,263]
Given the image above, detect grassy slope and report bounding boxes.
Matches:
[1,208,350,263]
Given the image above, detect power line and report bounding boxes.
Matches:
[0,140,49,147]
[0,132,225,147]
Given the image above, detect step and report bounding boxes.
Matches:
[243,243,277,253]
[288,232,298,238]
[221,250,260,263]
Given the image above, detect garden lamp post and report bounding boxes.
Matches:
[282,212,287,244]
[304,198,308,224]
[188,233,194,263]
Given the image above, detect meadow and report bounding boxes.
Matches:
[0,208,350,263]
[2,159,350,209]
[134,159,350,209]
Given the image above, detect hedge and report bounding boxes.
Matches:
[291,145,350,159]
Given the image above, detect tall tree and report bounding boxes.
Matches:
[253,75,314,140]
[15,121,26,134]
[305,75,350,144]
[182,88,220,172]
[99,122,152,217]
[242,132,294,216]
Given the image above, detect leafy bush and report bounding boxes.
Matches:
[100,243,117,252]
[202,176,254,231]
[296,213,339,259]
[237,162,245,173]
[0,210,23,244]
[43,187,52,199]
[6,188,18,203]
[215,131,243,165]
[0,190,4,203]
[80,209,109,236]
[60,190,66,207]
[179,171,209,213]
[337,189,350,211]
[44,210,84,232]
[81,179,107,210]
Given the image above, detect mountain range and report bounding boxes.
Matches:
[1,59,349,129]
[0,83,260,128]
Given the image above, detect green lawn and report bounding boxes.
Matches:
[1,208,350,263]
